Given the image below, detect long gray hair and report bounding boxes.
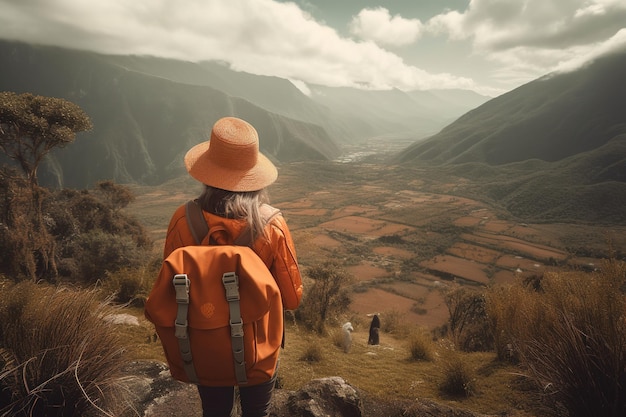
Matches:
[198,185,270,242]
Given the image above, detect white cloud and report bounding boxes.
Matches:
[426,0,626,88]
[575,0,626,18]
[349,7,423,47]
[0,0,476,92]
[428,0,626,50]
[553,28,626,73]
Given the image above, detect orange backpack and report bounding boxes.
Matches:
[145,201,283,386]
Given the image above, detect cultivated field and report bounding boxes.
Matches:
[127,159,626,333]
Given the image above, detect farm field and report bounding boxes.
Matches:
[127,160,626,332]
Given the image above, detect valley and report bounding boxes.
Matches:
[128,158,626,331]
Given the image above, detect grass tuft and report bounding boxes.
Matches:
[0,281,133,416]
[438,349,476,398]
[299,342,324,363]
[407,329,434,361]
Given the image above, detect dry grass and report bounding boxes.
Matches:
[27,257,621,417]
[100,264,159,306]
[486,259,626,417]
[438,348,477,397]
[118,303,534,415]
[275,324,534,416]
[407,329,435,362]
[0,281,134,416]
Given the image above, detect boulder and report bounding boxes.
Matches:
[271,376,363,417]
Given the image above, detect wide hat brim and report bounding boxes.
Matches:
[184,117,278,192]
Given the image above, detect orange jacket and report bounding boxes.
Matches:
[163,203,303,310]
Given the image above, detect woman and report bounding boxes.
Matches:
[163,116,303,417]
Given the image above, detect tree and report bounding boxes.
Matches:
[296,261,353,333]
[0,92,92,281]
[444,286,493,352]
[0,91,92,187]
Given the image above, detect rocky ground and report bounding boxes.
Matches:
[126,360,501,417]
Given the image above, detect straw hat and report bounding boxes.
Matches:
[184,117,278,192]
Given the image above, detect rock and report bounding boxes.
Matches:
[122,360,197,416]
[104,313,141,326]
[272,376,363,417]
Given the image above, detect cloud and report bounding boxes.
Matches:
[349,7,423,47]
[0,0,475,92]
[553,28,626,73]
[427,0,626,87]
[427,0,626,51]
[428,0,626,50]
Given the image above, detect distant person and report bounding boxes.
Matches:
[342,322,354,353]
[162,116,303,417]
[368,314,380,345]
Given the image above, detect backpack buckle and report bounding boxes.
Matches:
[173,274,190,303]
[230,318,244,338]
[222,272,240,302]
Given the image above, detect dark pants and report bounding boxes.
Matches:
[197,374,276,417]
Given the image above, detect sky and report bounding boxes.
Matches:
[1,0,625,97]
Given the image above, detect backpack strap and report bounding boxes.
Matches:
[172,273,199,384]
[185,200,209,245]
[222,272,248,385]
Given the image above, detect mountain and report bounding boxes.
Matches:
[0,40,346,188]
[308,85,489,141]
[395,51,626,224]
[397,51,626,166]
[105,56,490,143]
[0,40,487,188]
[102,55,358,144]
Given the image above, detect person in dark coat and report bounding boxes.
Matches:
[368,314,380,345]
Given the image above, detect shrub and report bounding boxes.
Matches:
[299,343,323,363]
[0,170,56,281]
[407,330,434,361]
[439,350,476,397]
[295,261,353,334]
[380,309,402,334]
[0,173,152,283]
[101,264,159,306]
[444,286,493,352]
[0,282,132,416]
[68,231,147,284]
[486,258,626,417]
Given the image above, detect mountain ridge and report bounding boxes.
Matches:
[0,40,341,187]
[397,51,626,166]
[0,40,487,188]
